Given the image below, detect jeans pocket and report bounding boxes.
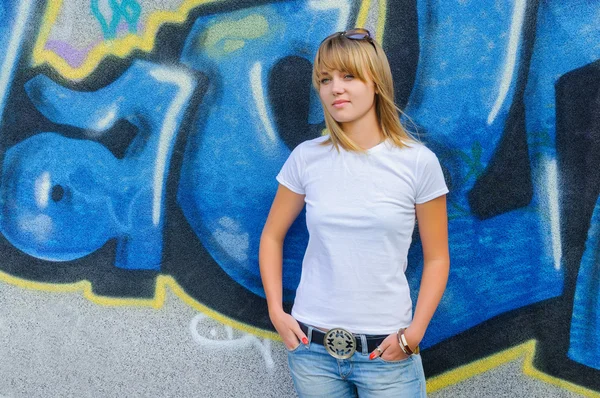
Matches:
[377,354,412,364]
[286,342,303,353]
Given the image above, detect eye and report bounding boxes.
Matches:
[320,77,331,84]
[343,74,354,80]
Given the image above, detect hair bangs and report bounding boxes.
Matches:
[313,37,372,88]
[312,30,417,152]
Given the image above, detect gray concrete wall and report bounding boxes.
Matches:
[0,0,599,396]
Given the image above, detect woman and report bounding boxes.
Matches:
[259,28,449,397]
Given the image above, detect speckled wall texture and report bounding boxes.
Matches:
[0,0,598,397]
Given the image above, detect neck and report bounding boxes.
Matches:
[341,109,383,150]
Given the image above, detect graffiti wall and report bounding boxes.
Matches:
[0,0,599,396]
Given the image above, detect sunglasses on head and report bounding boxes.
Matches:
[322,28,378,53]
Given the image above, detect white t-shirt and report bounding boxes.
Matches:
[276,135,448,334]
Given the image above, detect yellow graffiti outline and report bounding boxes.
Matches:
[33,0,386,81]
[0,269,278,340]
[523,342,600,397]
[32,0,224,80]
[356,0,370,28]
[355,0,386,43]
[427,340,600,397]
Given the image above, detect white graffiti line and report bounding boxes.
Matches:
[545,158,562,270]
[309,0,351,32]
[148,67,194,226]
[250,62,277,143]
[93,103,118,132]
[258,338,275,369]
[34,171,51,210]
[18,214,52,244]
[487,0,526,125]
[189,314,275,371]
[0,0,35,124]
[214,216,250,262]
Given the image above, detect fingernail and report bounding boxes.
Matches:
[369,352,376,360]
[302,337,308,344]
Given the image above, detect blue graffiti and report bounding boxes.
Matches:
[0,60,195,269]
[177,1,351,300]
[1,133,121,260]
[569,197,600,370]
[0,0,36,126]
[526,0,600,147]
[397,0,566,347]
[528,0,600,370]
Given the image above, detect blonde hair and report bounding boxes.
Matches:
[312,31,417,152]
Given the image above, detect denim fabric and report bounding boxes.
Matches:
[287,332,426,398]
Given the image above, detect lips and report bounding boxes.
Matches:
[332,100,349,108]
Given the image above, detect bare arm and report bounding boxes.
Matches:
[259,184,308,349]
[405,194,450,349]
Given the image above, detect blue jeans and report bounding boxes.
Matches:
[287,327,427,397]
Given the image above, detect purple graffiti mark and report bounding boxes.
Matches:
[43,25,146,68]
[44,40,99,68]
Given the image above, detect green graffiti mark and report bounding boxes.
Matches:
[451,141,484,186]
[447,199,470,220]
[91,0,141,40]
[198,14,269,57]
[442,142,487,220]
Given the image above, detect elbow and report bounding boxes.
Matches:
[424,257,450,279]
[259,229,285,261]
[260,229,284,248]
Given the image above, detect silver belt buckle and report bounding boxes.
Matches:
[324,328,356,359]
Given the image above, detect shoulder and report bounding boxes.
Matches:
[394,141,439,163]
[298,135,330,149]
[384,141,443,177]
[386,140,425,159]
[293,135,331,156]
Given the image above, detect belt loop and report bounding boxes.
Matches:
[359,334,368,355]
[307,326,314,346]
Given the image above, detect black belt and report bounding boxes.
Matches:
[299,322,388,353]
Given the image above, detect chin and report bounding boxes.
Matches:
[329,113,352,124]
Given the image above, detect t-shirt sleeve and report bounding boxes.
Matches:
[276,144,305,195]
[415,146,449,204]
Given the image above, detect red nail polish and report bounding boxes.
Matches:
[302,337,308,344]
[369,352,376,360]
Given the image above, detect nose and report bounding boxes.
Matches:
[331,76,345,95]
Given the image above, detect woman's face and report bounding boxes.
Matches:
[318,69,377,126]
